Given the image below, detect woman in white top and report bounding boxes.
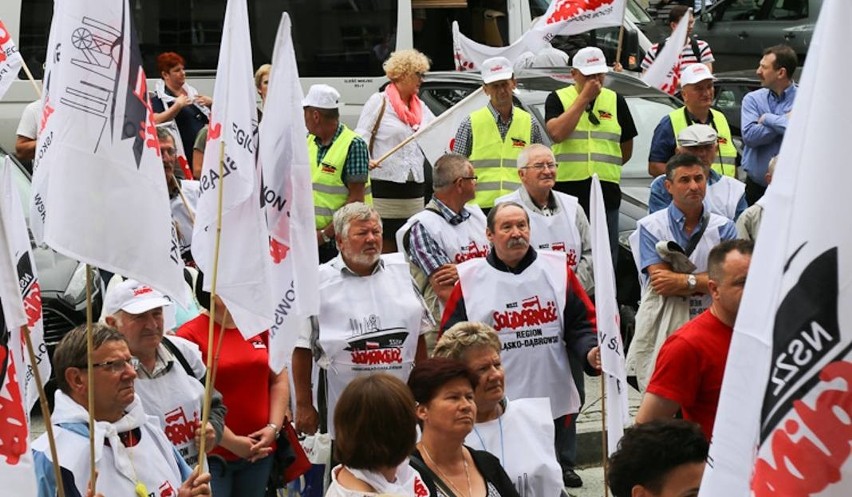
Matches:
[326,374,428,497]
[434,322,565,497]
[355,49,435,252]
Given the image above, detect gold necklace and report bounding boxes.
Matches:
[419,442,473,497]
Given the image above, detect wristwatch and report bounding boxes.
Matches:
[320,230,332,244]
[686,274,697,291]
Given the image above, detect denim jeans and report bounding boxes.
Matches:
[209,455,274,497]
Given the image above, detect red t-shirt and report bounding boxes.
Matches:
[646,309,733,440]
[177,314,271,461]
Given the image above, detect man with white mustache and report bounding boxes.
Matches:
[292,202,430,438]
[440,201,602,488]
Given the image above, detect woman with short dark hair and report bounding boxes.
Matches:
[327,374,428,496]
[408,358,519,497]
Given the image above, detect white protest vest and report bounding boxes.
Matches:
[317,253,423,438]
[171,179,200,254]
[705,176,745,220]
[631,209,729,318]
[496,190,583,271]
[134,340,206,466]
[465,397,563,497]
[457,251,579,417]
[395,205,489,263]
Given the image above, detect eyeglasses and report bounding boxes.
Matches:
[457,175,478,182]
[522,162,558,171]
[77,357,140,373]
[414,72,426,80]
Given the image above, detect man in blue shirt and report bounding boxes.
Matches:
[741,45,798,205]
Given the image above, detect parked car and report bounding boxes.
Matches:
[1,148,103,403]
[420,69,682,348]
[693,0,821,72]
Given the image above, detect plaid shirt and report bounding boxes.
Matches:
[408,198,473,276]
[452,102,544,157]
[313,124,369,184]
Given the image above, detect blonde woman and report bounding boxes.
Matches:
[356,49,435,252]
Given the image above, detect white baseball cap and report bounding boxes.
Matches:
[302,84,340,109]
[677,124,718,147]
[572,47,609,76]
[481,57,514,84]
[680,63,714,87]
[104,279,172,316]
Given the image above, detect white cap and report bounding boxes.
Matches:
[104,279,172,316]
[481,57,514,84]
[572,47,609,76]
[680,63,714,87]
[302,84,340,109]
[677,124,718,147]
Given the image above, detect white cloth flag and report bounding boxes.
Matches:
[192,0,273,339]
[259,13,320,372]
[590,174,630,455]
[700,1,852,495]
[0,158,39,497]
[641,8,690,94]
[29,0,187,305]
[0,157,50,414]
[453,0,626,71]
[0,18,24,100]
[411,87,489,165]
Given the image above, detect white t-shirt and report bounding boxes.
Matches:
[16,100,41,139]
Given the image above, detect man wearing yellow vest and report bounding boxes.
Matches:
[304,84,371,263]
[647,63,738,178]
[545,47,637,266]
[452,56,544,212]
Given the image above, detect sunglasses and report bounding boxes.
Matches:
[585,104,600,126]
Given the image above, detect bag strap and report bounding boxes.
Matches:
[162,336,199,381]
[683,211,711,258]
[369,96,387,156]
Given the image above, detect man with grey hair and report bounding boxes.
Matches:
[396,153,489,327]
[103,278,226,466]
[292,202,430,437]
[496,144,593,293]
[31,324,212,497]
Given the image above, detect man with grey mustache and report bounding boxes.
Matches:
[440,201,601,488]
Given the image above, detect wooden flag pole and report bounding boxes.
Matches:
[600,377,609,497]
[22,325,66,497]
[197,141,227,469]
[171,175,196,224]
[614,3,628,68]
[85,265,97,494]
[19,59,43,99]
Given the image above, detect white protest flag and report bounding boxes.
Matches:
[640,8,690,94]
[700,1,852,495]
[0,157,50,415]
[259,13,319,372]
[0,158,39,496]
[452,22,534,72]
[30,0,187,305]
[0,18,24,100]
[590,174,629,455]
[411,87,489,165]
[192,0,273,338]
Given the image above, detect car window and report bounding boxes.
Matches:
[767,0,808,19]
[711,0,766,21]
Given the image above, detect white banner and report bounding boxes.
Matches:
[259,13,320,372]
[411,87,489,165]
[700,1,852,495]
[453,0,626,71]
[0,17,23,100]
[192,0,273,338]
[29,0,187,306]
[0,158,39,496]
[590,174,630,455]
[641,8,691,94]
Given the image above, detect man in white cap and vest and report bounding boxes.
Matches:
[545,46,637,267]
[103,279,226,467]
[648,124,746,221]
[648,63,738,178]
[304,84,372,263]
[495,143,593,293]
[395,153,490,344]
[292,202,430,438]
[453,56,544,211]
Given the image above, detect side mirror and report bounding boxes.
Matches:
[700,11,714,28]
[619,29,641,71]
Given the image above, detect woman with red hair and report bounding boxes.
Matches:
[153,52,213,174]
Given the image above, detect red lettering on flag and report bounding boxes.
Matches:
[0,19,10,63]
[546,0,615,24]
[131,69,160,154]
[208,120,222,141]
[269,237,290,264]
[39,98,55,134]
[0,349,28,465]
[22,281,42,328]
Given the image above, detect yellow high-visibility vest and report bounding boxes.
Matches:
[309,125,372,229]
[669,107,738,177]
[468,106,532,208]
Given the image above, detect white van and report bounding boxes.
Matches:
[0,0,650,154]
